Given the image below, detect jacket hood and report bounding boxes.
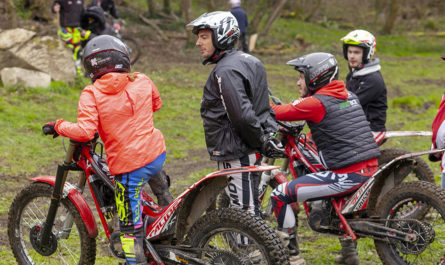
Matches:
[315,80,348,100]
[352,58,381,77]
[93,72,135,94]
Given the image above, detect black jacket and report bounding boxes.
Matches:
[52,0,84,28]
[201,50,277,161]
[90,0,119,18]
[346,58,387,131]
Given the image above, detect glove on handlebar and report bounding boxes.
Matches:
[42,121,59,138]
[261,133,285,158]
[428,153,442,162]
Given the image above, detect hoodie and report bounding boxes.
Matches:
[55,72,166,175]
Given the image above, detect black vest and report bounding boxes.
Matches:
[308,92,380,169]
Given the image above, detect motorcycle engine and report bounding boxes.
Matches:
[308,200,335,233]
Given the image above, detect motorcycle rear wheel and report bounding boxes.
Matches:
[187,208,289,265]
[374,181,445,265]
[121,36,141,65]
[8,182,96,265]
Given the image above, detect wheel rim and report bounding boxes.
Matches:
[196,227,268,265]
[17,195,84,264]
[385,198,445,264]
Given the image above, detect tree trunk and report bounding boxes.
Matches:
[373,0,383,26]
[146,0,156,17]
[261,0,288,35]
[5,0,17,28]
[250,0,269,33]
[181,0,194,44]
[382,0,398,34]
[163,0,170,14]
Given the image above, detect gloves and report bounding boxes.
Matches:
[429,152,442,162]
[261,133,285,158]
[42,121,59,138]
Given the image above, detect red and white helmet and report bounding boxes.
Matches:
[341,29,376,64]
[186,11,240,50]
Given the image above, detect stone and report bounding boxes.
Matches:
[0,28,76,82]
[1,67,51,88]
[0,28,36,50]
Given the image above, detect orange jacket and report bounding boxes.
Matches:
[55,72,166,175]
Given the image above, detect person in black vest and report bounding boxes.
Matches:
[229,0,249,53]
[270,52,381,265]
[341,29,388,145]
[51,0,85,74]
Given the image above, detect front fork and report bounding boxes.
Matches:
[38,141,82,247]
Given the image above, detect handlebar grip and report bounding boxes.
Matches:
[42,126,54,135]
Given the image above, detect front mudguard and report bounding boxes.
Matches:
[29,176,98,238]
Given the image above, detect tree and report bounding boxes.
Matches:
[382,0,398,34]
[5,0,17,28]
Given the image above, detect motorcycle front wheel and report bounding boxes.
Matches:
[374,181,445,265]
[187,208,289,265]
[8,182,96,265]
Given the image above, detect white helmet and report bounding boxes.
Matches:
[229,0,241,7]
[186,11,240,50]
[341,29,376,64]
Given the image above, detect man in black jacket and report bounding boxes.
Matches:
[186,11,281,217]
[341,29,388,144]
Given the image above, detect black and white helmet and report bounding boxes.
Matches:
[287,52,338,96]
[83,35,130,82]
[186,11,240,50]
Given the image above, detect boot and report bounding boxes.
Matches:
[276,227,306,265]
[148,170,174,207]
[334,238,359,265]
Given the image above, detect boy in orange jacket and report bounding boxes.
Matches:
[43,35,165,265]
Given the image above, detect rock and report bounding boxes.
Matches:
[1,67,51,88]
[0,28,76,82]
[0,28,36,50]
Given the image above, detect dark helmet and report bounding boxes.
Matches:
[80,6,106,34]
[287,52,338,96]
[83,35,130,82]
[186,11,240,50]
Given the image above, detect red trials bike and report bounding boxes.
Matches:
[7,133,289,265]
[260,123,445,264]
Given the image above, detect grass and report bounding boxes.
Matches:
[1,17,445,264]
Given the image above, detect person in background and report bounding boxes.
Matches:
[341,29,388,145]
[89,0,119,19]
[429,55,445,189]
[229,0,249,53]
[43,35,166,265]
[51,0,86,75]
[270,52,381,265]
[186,11,281,218]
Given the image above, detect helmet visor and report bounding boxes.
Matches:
[342,38,362,46]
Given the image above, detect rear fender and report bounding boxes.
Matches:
[174,165,279,241]
[366,149,443,216]
[29,176,98,238]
